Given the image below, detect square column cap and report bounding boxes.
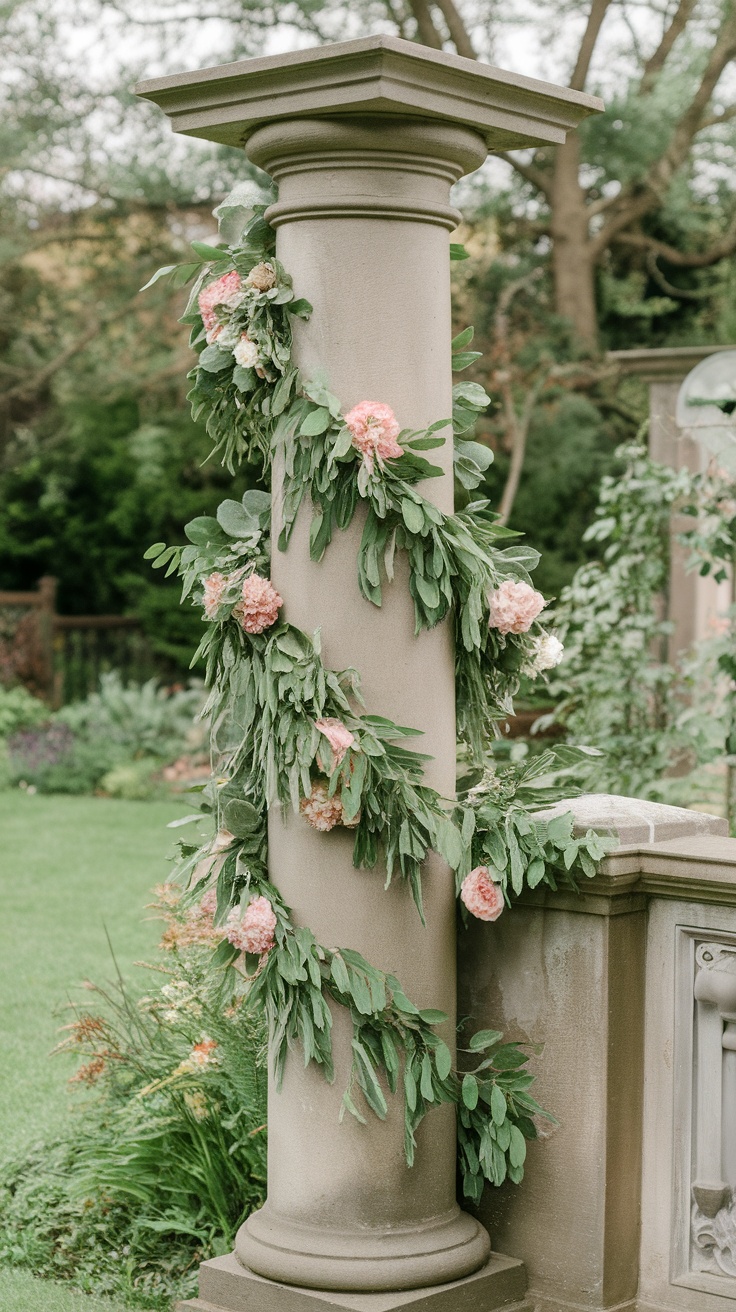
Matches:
[135,34,603,152]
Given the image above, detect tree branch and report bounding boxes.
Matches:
[433,0,477,57]
[613,218,736,268]
[2,307,130,405]
[590,9,736,258]
[569,0,616,92]
[699,101,736,129]
[644,250,715,299]
[407,0,443,47]
[496,151,553,199]
[639,0,697,94]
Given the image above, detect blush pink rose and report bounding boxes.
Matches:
[460,866,505,921]
[233,573,283,634]
[203,571,228,619]
[225,896,277,956]
[315,717,355,770]
[198,270,244,333]
[300,781,344,831]
[488,580,546,635]
[344,401,403,472]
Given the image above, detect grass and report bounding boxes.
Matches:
[0,791,192,1311]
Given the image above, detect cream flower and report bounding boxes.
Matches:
[488,580,546,635]
[460,867,505,921]
[233,334,259,369]
[246,262,277,292]
[526,632,564,675]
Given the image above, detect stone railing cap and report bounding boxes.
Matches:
[135,34,603,151]
[606,345,736,383]
[535,793,727,848]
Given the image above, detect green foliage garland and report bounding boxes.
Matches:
[146,195,611,1203]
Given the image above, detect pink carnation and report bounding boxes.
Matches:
[199,886,218,916]
[198,270,243,334]
[488,580,546,635]
[225,896,277,956]
[344,401,403,472]
[300,781,344,832]
[233,573,283,634]
[203,571,228,619]
[315,717,355,770]
[460,866,505,922]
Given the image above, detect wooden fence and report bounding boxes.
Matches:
[0,577,157,706]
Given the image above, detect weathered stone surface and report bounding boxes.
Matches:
[177,1252,531,1312]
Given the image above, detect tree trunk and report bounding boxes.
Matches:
[550,135,598,352]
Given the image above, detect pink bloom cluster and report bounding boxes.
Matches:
[203,572,228,619]
[233,573,283,634]
[300,781,359,831]
[198,271,244,341]
[344,401,403,472]
[460,866,505,921]
[315,717,355,771]
[488,580,546,635]
[225,896,277,956]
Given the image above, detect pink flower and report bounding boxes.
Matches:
[315,717,355,771]
[225,896,277,956]
[199,886,218,916]
[198,270,244,333]
[344,401,403,472]
[460,867,505,921]
[203,571,228,619]
[300,781,344,832]
[488,580,546,635]
[233,573,283,634]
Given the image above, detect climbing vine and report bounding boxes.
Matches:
[146,195,612,1200]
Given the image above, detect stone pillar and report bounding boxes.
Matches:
[137,35,601,1312]
[459,794,728,1312]
[607,346,735,664]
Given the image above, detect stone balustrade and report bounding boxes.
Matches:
[459,794,736,1312]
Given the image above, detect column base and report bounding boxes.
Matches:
[177,1251,531,1312]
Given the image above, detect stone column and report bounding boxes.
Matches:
[137,36,601,1312]
[607,346,734,665]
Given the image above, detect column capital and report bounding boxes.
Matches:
[135,34,602,153]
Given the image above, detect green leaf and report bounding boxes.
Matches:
[223,798,262,837]
[217,499,257,538]
[143,542,166,559]
[468,1029,503,1051]
[490,1083,507,1126]
[401,499,425,535]
[509,1124,527,1169]
[199,344,233,373]
[434,1040,452,1081]
[462,1074,479,1109]
[420,1053,435,1101]
[191,240,227,261]
[418,1008,448,1025]
[300,407,332,436]
[184,516,224,546]
[450,243,470,261]
[451,326,474,349]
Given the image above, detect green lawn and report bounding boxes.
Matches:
[0,792,192,1312]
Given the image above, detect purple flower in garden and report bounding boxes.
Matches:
[8,722,74,774]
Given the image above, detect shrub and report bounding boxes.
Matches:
[0,909,267,1310]
[6,673,205,794]
[0,684,49,736]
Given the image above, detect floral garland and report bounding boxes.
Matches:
[145,197,612,1202]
